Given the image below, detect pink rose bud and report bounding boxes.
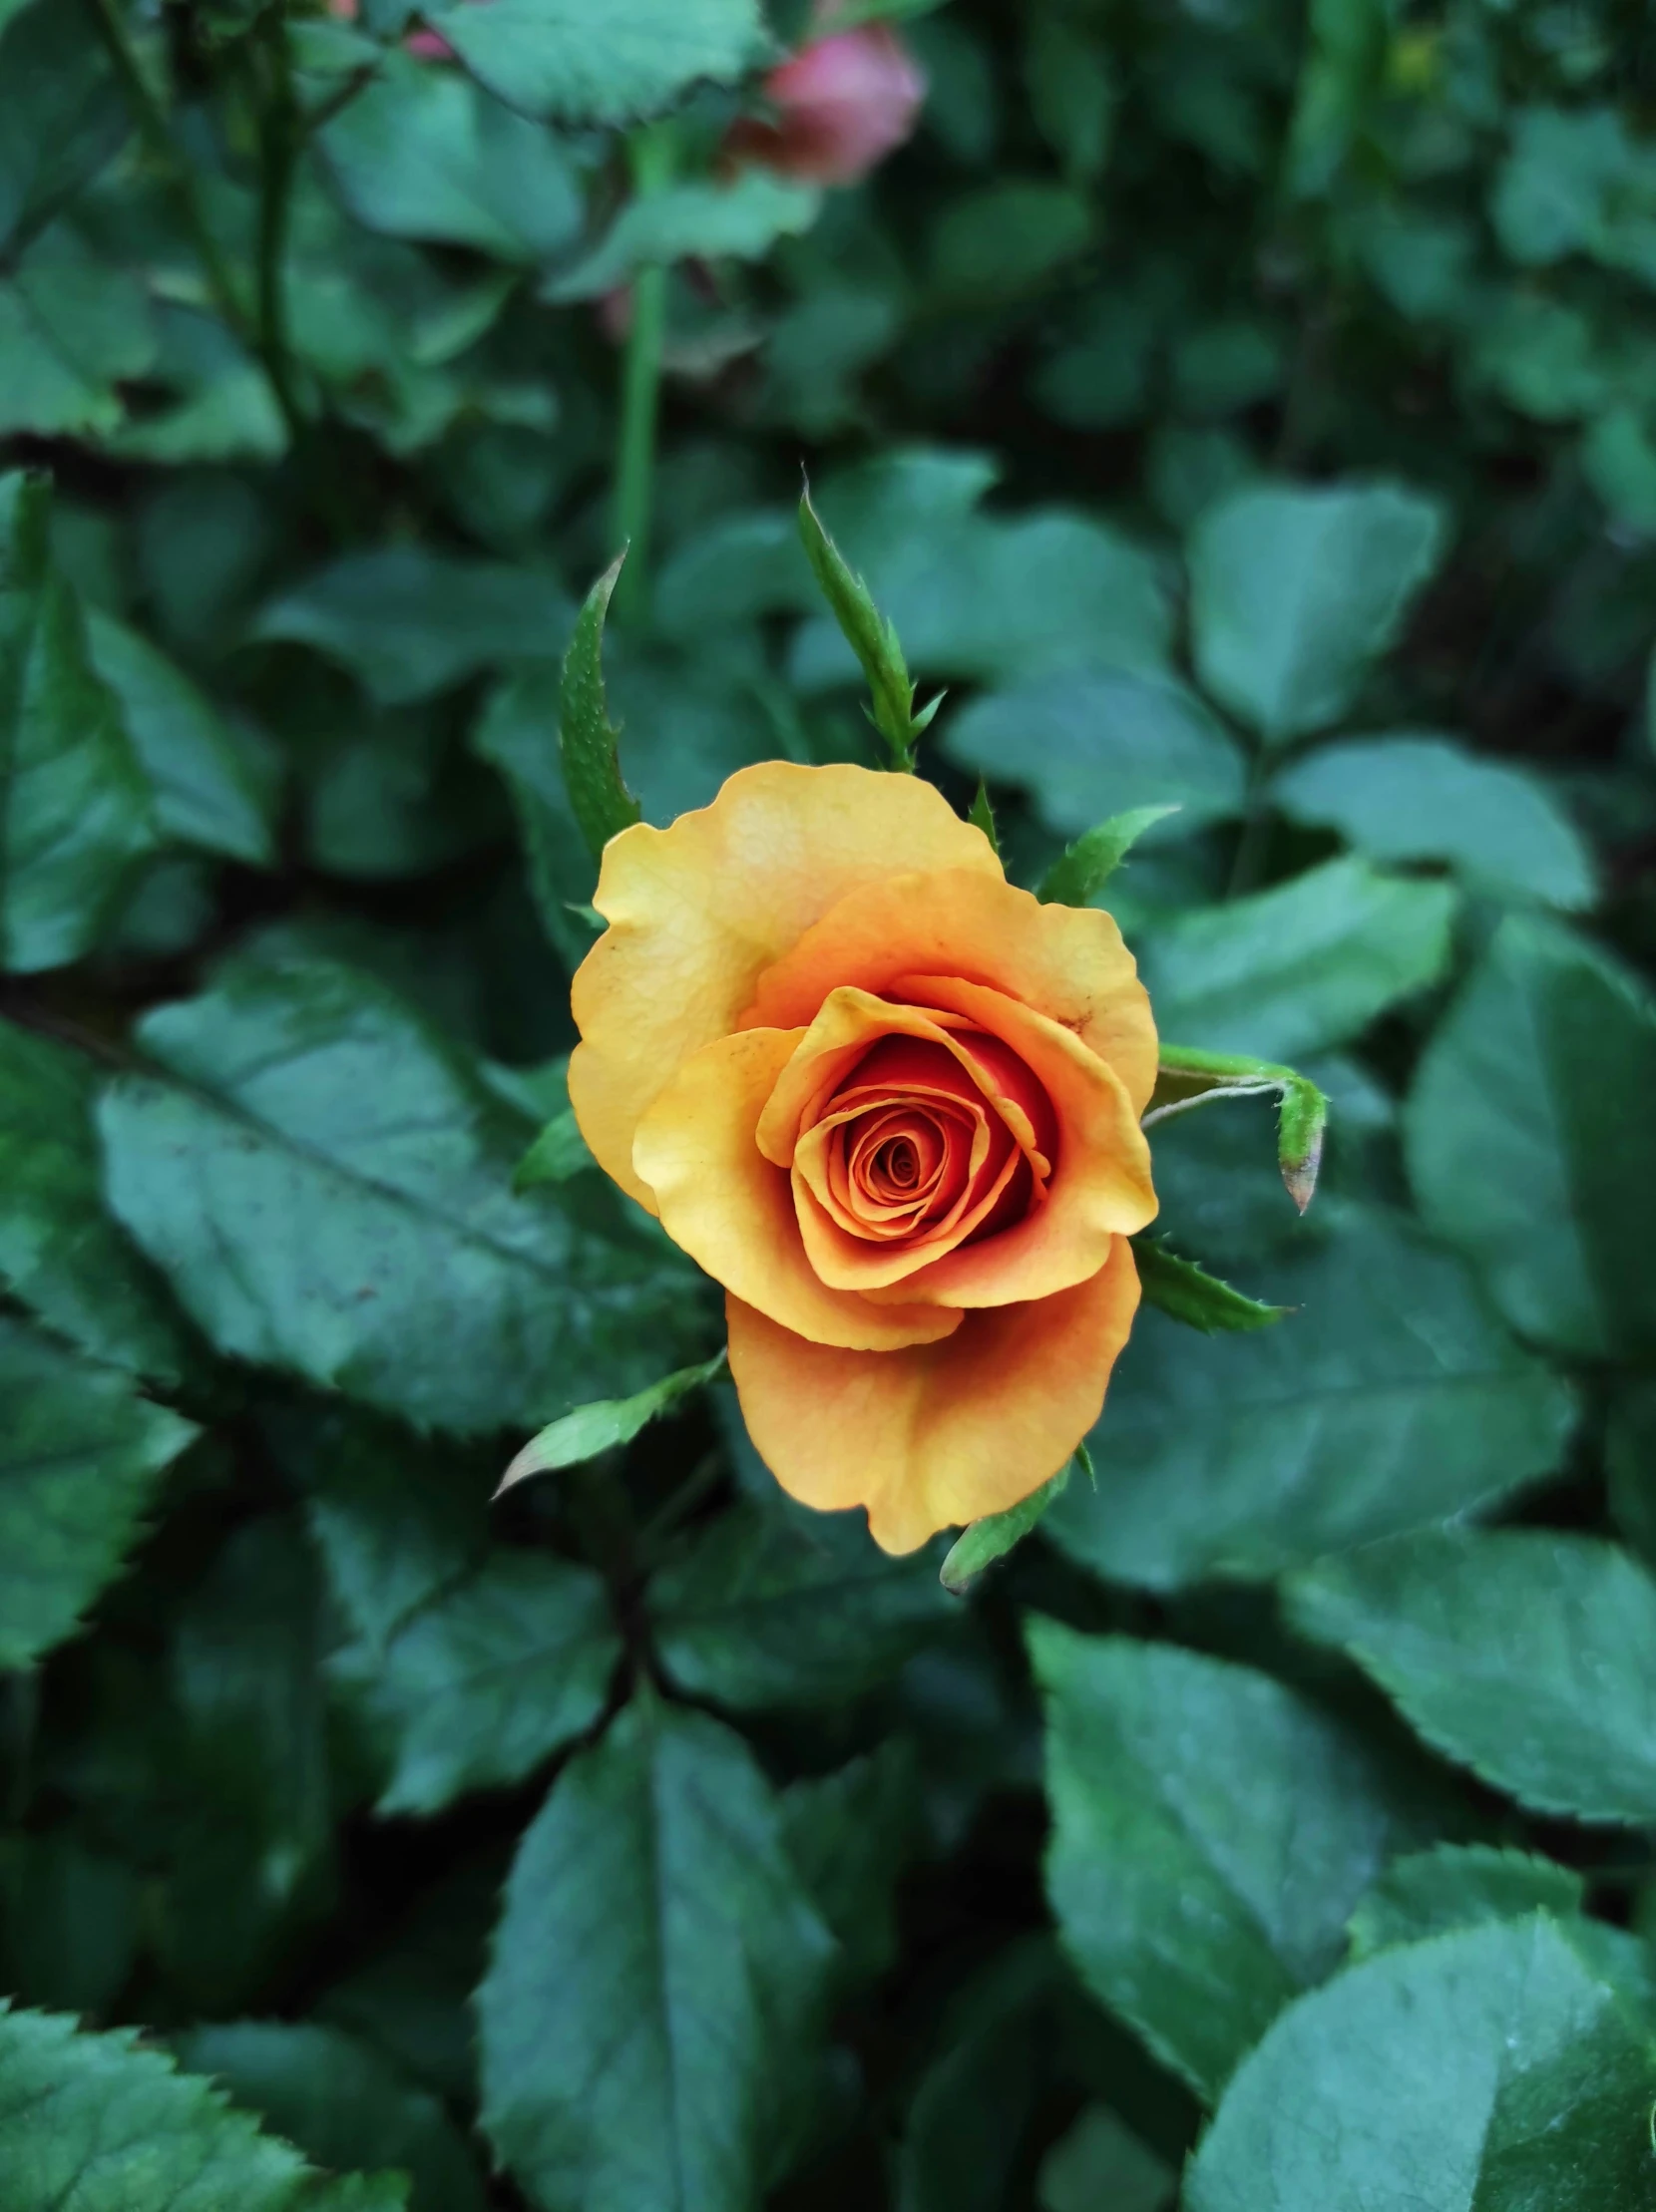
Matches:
[404,27,457,57]
[729,24,927,186]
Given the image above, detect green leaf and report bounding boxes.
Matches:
[1406,913,1656,1362]
[172,2023,485,2212]
[0,1312,197,1672]
[799,484,924,770]
[1038,2105,1174,2212]
[98,950,702,1434]
[1047,1210,1573,1591]
[1183,1918,1656,2212]
[1031,1622,1456,2100]
[515,1109,591,1189]
[87,610,278,867]
[1287,1529,1656,1826]
[477,1693,838,2212]
[0,2,128,255]
[941,1459,1072,1594]
[1187,482,1448,745]
[0,472,156,971]
[1347,1844,1585,1960]
[1273,734,1594,911]
[500,1352,726,1493]
[927,181,1093,306]
[1038,804,1183,906]
[779,1740,922,1991]
[1140,857,1457,1061]
[1,1834,144,2017]
[651,1494,953,1708]
[1490,105,1646,269]
[472,667,600,975]
[253,548,573,707]
[895,1945,1052,2212]
[0,1016,196,1380]
[558,555,642,861]
[335,1550,620,1816]
[547,171,822,299]
[1131,1239,1289,1333]
[1607,1377,1656,1572]
[427,0,769,126]
[0,231,156,440]
[0,2006,409,2212]
[320,49,585,260]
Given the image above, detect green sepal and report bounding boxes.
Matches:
[559,552,641,862]
[798,484,924,772]
[1146,1043,1330,1214]
[1132,1237,1289,1333]
[513,1108,590,1192]
[941,1455,1073,1594]
[1039,803,1180,908]
[497,1350,727,1495]
[968,778,1001,856]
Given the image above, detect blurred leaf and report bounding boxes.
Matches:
[1284,0,1389,197]
[1346,1844,1584,1960]
[253,549,574,706]
[1288,1529,1656,1824]
[515,1108,589,1187]
[0,2006,409,2212]
[1047,1210,1573,1591]
[1,1834,143,2017]
[779,1739,922,1991]
[548,171,821,298]
[941,1458,1072,1594]
[99,951,702,1434]
[1406,914,1656,1361]
[1038,2105,1173,2212]
[0,471,156,971]
[947,669,1243,839]
[1031,1622,1455,2100]
[173,2023,484,2212]
[1184,1919,1656,2212]
[1274,734,1595,910]
[896,1945,1052,2212]
[501,1352,726,1492]
[1131,1239,1288,1333]
[1025,17,1116,184]
[0,1017,196,1380]
[1141,857,1457,1060]
[1490,105,1656,275]
[1188,483,1448,745]
[0,230,155,440]
[0,1312,197,1671]
[558,554,641,861]
[88,610,278,867]
[1038,803,1182,906]
[1607,1377,1656,1572]
[427,0,770,125]
[321,48,584,259]
[651,1493,953,1708]
[473,666,599,973]
[1582,405,1656,537]
[0,1,128,255]
[478,1693,837,2211]
[927,180,1092,305]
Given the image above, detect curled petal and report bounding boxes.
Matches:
[741,869,1159,1114]
[726,1238,1142,1553]
[571,765,999,1211]
[632,1026,962,1351]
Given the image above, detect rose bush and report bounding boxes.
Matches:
[570,761,1159,1550]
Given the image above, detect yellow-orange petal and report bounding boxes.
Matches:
[740,868,1159,1115]
[631,1025,963,1351]
[570,764,1001,1211]
[726,1238,1142,1553]
[861,973,1156,1307]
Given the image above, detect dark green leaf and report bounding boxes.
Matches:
[1037,2105,1174,2212]
[427,0,769,125]
[896,1946,1052,2212]
[0,2005,408,2212]
[1038,804,1183,906]
[1047,1211,1573,1591]
[1406,914,1656,1361]
[651,1494,953,1707]
[1,1834,143,2017]
[477,1693,837,2211]
[0,3,128,255]
[548,172,821,299]
[1346,1844,1584,1960]
[1287,1529,1656,1825]
[1188,483,1447,745]
[1131,1239,1288,1333]
[1184,1918,1656,2212]
[779,1740,923,1991]
[0,1312,197,1671]
[0,471,156,971]
[1140,857,1457,1060]
[558,555,642,861]
[99,950,701,1433]
[0,1016,196,1380]
[473,667,600,974]
[1031,1622,1455,2099]
[173,2024,484,2212]
[1607,1377,1656,1572]
[0,230,155,440]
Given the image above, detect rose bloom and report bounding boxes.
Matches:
[570,764,1159,1553]
[726,21,927,186]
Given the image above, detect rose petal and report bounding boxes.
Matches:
[631,1025,963,1351]
[726,1238,1141,1553]
[571,765,999,1212]
[740,869,1159,1115]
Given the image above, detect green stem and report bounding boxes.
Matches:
[611,128,676,624]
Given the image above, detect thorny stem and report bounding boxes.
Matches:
[611,127,676,624]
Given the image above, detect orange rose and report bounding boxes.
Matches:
[569,763,1159,1552]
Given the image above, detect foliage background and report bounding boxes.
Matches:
[4,0,1656,2204]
